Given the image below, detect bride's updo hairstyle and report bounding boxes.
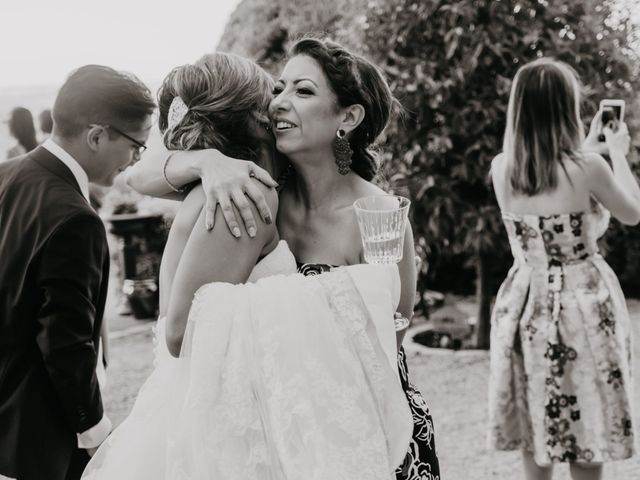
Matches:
[289,37,400,181]
[158,52,274,160]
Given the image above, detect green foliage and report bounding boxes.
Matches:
[218,0,370,74]
[359,0,640,307]
[218,0,640,331]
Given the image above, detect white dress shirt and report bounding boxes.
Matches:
[41,139,112,449]
[41,139,91,202]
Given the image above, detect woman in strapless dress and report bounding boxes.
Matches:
[488,58,639,480]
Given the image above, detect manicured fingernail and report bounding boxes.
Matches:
[206,220,213,230]
[232,227,241,238]
[265,215,273,225]
[248,226,256,237]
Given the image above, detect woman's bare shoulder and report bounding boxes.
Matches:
[490,153,506,177]
[351,175,388,198]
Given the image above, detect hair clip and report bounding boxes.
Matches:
[168,96,189,129]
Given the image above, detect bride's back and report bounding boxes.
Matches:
[158,186,205,316]
[154,52,276,316]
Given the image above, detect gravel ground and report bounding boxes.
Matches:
[103,301,640,480]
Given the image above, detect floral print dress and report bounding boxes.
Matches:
[298,262,441,480]
[488,204,635,465]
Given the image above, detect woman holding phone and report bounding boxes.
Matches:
[488,58,638,480]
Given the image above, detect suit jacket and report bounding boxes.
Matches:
[0,146,110,480]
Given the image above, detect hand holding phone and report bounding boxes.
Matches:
[603,120,631,157]
[597,99,625,142]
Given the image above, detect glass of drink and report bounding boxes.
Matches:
[353,195,411,264]
[354,195,411,339]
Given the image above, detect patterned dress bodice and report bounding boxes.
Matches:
[502,203,610,269]
[489,201,634,465]
[296,262,336,276]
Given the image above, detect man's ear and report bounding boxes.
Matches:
[86,126,103,152]
[340,104,365,134]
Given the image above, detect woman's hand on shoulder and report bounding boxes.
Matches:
[126,148,279,237]
[183,179,279,251]
[192,150,278,235]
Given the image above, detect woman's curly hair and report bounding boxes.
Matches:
[289,37,400,181]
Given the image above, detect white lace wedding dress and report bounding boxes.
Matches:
[83,241,411,480]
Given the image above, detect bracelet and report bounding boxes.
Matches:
[163,152,186,193]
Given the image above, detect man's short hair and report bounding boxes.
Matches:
[52,65,156,138]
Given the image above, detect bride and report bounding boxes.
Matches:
[82,52,411,479]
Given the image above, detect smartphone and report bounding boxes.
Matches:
[598,99,625,142]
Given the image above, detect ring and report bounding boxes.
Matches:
[249,171,256,178]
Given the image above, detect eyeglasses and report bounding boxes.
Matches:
[88,124,147,160]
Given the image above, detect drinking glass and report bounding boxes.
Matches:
[353,195,411,334]
[353,195,411,264]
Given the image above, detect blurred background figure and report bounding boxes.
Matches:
[6,106,38,159]
[39,108,53,141]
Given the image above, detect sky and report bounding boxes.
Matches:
[0,0,241,90]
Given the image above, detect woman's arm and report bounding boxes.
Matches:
[165,183,279,357]
[396,222,418,345]
[586,123,640,225]
[126,149,278,236]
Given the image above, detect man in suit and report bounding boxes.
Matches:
[0,65,155,480]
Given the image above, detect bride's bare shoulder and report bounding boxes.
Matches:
[171,184,205,235]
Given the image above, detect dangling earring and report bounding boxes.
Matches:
[333,129,353,175]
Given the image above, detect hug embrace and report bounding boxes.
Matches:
[0,37,440,480]
[1,32,638,480]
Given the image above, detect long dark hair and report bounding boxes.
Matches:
[289,37,400,181]
[9,107,38,152]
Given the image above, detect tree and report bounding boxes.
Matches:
[218,0,370,74]
[218,0,640,348]
[361,0,640,348]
